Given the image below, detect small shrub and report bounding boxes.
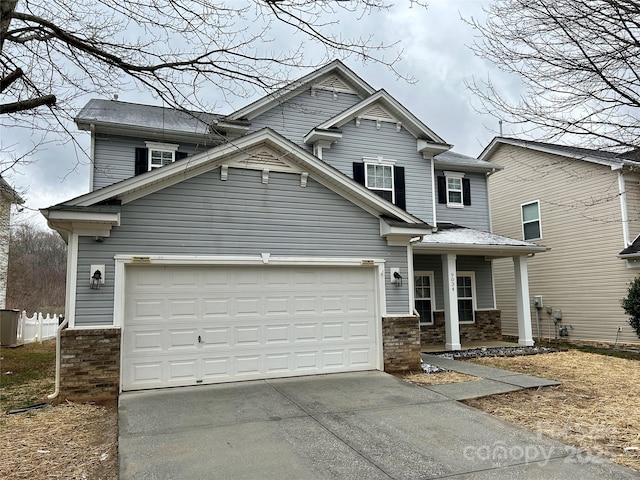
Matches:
[621,276,640,339]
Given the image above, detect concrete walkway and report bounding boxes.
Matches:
[420,353,561,400]
[119,371,636,479]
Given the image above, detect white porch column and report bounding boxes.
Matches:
[514,255,534,346]
[442,253,461,350]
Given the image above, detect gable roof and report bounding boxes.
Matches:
[0,176,24,204]
[479,137,640,170]
[308,89,449,147]
[227,60,376,121]
[45,128,428,227]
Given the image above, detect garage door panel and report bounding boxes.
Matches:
[122,265,379,391]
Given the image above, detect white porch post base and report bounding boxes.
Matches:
[514,255,534,347]
[442,253,461,351]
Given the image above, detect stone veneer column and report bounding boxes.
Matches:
[0,202,10,309]
[382,315,421,372]
[60,328,121,402]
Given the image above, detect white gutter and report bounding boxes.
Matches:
[47,316,69,400]
[618,170,631,246]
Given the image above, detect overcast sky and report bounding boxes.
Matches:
[5,0,520,230]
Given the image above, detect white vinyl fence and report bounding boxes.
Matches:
[16,311,61,344]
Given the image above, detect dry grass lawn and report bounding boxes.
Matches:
[464,350,640,472]
[3,342,639,477]
[1,341,118,480]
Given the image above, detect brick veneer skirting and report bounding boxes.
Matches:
[60,328,121,402]
[382,315,421,372]
[420,310,502,346]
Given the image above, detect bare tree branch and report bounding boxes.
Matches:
[0,0,427,177]
[464,0,640,150]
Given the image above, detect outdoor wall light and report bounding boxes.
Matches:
[89,264,105,290]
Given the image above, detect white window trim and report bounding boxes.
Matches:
[456,271,476,324]
[444,171,465,209]
[145,141,179,171]
[521,200,542,241]
[414,270,435,325]
[364,158,395,203]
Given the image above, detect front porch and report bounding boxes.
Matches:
[412,224,549,351]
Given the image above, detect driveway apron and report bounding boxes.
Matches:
[118,371,637,479]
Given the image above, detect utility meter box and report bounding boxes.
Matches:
[554,309,563,321]
[533,296,543,308]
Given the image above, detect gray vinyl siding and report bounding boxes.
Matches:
[248,89,363,149]
[413,254,494,310]
[92,134,214,190]
[434,170,490,230]
[322,119,433,224]
[75,167,409,326]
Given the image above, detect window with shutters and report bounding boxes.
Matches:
[437,171,471,208]
[365,162,394,203]
[352,159,405,209]
[146,142,179,170]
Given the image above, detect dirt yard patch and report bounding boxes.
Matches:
[1,341,118,480]
[464,350,640,472]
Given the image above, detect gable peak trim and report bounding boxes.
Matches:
[311,74,356,95]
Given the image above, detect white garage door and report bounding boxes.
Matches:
[122,265,379,391]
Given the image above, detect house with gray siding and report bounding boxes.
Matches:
[42,61,545,400]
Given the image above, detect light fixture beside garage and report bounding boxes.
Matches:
[90,264,105,290]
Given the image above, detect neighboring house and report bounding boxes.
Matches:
[482,137,640,346]
[42,61,544,400]
[0,176,23,309]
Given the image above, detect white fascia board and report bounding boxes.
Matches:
[303,129,343,144]
[417,139,454,157]
[114,254,386,267]
[87,120,214,143]
[413,243,549,256]
[42,210,120,224]
[316,90,450,146]
[227,61,375,121]
[379,218,433,237]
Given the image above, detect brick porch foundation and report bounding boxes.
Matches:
[420,310,502,346]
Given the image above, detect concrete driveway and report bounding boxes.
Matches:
[119,371,636,479]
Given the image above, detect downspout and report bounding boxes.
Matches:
[618,169,630,246]
[47,316,69,400]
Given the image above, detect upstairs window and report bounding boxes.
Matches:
[522,201,542,240]
[447,176,463,205]
[437,171,471,207]
[352,159,406,210]
[135,142,188,176]
[365,162,394,202]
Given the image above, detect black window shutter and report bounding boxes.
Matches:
[437,176,447,204]
[353,162,365,186]
[393,166,406,210]
[462,178,471,205]
[175,151,188,161]
[134,148,148,176]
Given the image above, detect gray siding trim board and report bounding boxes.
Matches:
[75,168,410,326]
